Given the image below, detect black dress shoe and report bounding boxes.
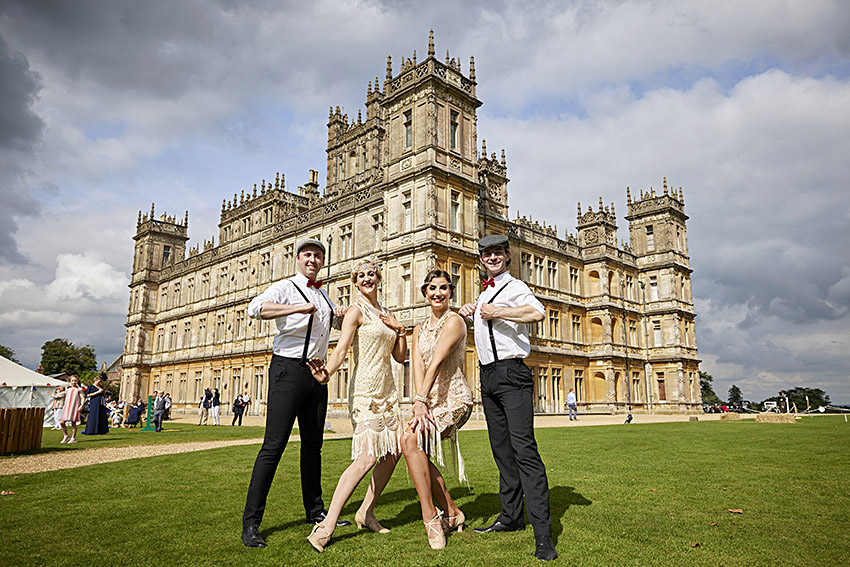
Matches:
[306,509,352,527]
[473,520,525,533]
[241,525,267,548]
[535,535,558,561]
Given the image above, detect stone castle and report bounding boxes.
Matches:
[121,32,700,417]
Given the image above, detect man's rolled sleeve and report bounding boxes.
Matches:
[248,281,290,319]
[512,282,545,315]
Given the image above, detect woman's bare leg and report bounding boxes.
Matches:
[322,452,377,533]
[401,431,439,522]
[357,452,399,519]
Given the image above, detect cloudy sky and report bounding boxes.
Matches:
[1,0,848,404]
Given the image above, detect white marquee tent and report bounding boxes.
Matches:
[0,356,68,427]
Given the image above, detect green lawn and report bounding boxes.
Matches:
[2,417,848,566]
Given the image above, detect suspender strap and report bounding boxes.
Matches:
[291,283,334,364]
[485,282,511,363]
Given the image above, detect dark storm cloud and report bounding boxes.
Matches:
[0,33,44,262]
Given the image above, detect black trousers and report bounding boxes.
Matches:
[152,412,164,432]
[232,411,243,426]
[242,355,328,529]
[480,358,552,537]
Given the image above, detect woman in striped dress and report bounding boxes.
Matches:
[59,376,86,444]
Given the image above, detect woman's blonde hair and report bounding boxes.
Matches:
[350,258,382,284]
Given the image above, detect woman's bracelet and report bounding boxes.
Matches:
[396,326,407,336]
[414,394,429,405]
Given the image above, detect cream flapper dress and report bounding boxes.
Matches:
[348,299,402,460]
[417,310,474,483]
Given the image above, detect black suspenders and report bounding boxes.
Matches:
[291,283,334,364]
[485,282,511,362]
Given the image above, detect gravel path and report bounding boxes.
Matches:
[2,413,725,476]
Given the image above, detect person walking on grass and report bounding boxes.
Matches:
[458,234,557,561]
[59,376,86,444]
[567,388,578,421]
[152,391,167,433]
[232,394,245,426]
[241,238,348,549]
[211,388,221,425]
[198,387,212,426]
[305,259,407,553]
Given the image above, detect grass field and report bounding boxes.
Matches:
[2,417,848,566]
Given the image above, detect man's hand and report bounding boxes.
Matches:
[299,302,318,315]
[479,303,501,320]
[333,305,348,319]
[306,358,330,384]
[458,303,477,318]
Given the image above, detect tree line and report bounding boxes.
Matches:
[700,371,831,410]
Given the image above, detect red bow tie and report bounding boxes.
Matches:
[482,277,495,288]
[306,278,324,288]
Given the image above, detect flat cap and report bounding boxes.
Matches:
[296,238,326,255]
[478,234,510,253]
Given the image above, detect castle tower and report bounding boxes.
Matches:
[122,205,189,402]
[626,179,699,406]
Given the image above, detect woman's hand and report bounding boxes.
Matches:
[379,311,405,335]
[410,400,435,433]
[306,358,330,384]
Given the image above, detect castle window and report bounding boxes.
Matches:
[361,147,367,171]
[284,244,294,276]
[625,274,634,301]
[632,372,641,402]
[194,371,203,401]
[255,365,265,402]
[238,259,248,288]
[547,260,558,288]
[179,372,187,403]
[213,369,222,391]
[171,283,180,308]
[450,110,459,150]
[242,216,251,235]
[684,320,691,347]
[216,314,226,343]
[231,368,240,402]
[404,110,412,149]
[652,320,662,346]
[260,252,271,282]
[160,288,167,310]
[521,253,532,282]
[680,275,686,300]
[629,321,638,346]
[548,309,560,339]
[223,225,232,242]
[569,266,579,293]
[264,207,273,225]
[401,263,411,305]
[156,328,164,352]
[450,191,460,232]
[183,321,191,347]
[657,373,666,401]
[537,367,548,411]
[201,272,210,297]
[219,266,229,293]
[676,226,683,251]
[339,224,353,260]
[534,257,544,286]
[198,317,207,345]
[162,245,171,267]
[551,368,562,411]
[402,192,412,232]
[645,225,655,251]
[186,278,194,303]
[336,360,349,402]
[338,284,351,307]
[571,314,582,343]
[588,270,600,295]
[450,263,461,306]
[574,369,584,402]
[169,324,177,350]
[649,276,658,301]
[372,213,384,250]
[590,317,603,343]
[234,310,245,339]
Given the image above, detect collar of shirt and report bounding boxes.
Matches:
[478,271,513,304]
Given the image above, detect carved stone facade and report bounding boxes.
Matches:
[121,32,700,416]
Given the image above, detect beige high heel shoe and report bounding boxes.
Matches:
[306,522,333,553]
[425,511,446,550]
[442,509,465,533]
[355,510,390,533]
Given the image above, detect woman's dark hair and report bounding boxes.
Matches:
[420,269,455,298]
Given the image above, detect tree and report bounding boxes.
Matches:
[699,371,721,405]
[727,384,744,405]
[786,387,830,410]
[40,338,97,376]
[0,344,20,364]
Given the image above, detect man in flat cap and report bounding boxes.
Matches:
[241,238,349,548]
[459,234,557,561]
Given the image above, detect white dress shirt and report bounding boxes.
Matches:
[248,272,335,360]
[472,271,545,365]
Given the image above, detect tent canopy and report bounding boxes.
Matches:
[0,355,68,388]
